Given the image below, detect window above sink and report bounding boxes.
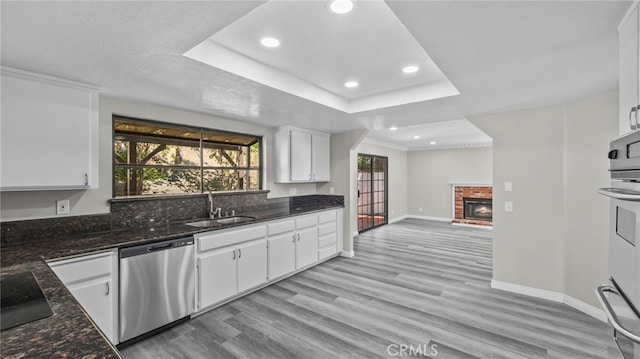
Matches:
[112,116,263,197]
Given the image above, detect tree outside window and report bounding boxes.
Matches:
[113,116,261,197]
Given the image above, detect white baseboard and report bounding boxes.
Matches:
[564,295,607,322]
[491,280,606,322]
[340,250,355,258]
[389,215,409,224]
[406,215,451,222]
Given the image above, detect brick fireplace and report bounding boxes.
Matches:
[452,185,493,226]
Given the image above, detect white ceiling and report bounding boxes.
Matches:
[185,0,459,113]
[0,1,630,150]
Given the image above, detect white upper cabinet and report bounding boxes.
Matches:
[275,126,330,183]
[311,132,330,182]
[1,67,99,190]
[619,4,640,136]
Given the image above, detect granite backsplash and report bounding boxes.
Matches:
[0,192,344,245]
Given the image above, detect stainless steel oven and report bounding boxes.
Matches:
[598,130,640,359]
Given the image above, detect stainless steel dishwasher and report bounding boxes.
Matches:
[119,236,194,344]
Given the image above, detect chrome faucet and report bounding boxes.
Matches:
[208,191,222,218]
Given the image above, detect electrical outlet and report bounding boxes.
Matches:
[504,201,513,212]
[56,200,70,215]
[504,181,513,192]
[289,187,297,196]
[419,207,423,212]
[330,186,335,194]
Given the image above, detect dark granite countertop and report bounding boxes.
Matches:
[1,203,343,267]
[0,202,343,358]
[0,261,122,359]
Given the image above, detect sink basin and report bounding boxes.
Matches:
[186,216,256,228]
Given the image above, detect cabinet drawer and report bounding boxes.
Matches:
[296,215,318,229]
[318,211,337,224]
[319,233,337,248]
[319,245,337,260]
[48,251,114,285]
[267,219,295,236]
[198,225,266,253]
[318,222,337,237]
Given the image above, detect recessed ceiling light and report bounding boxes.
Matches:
[345,81,359,88]
[330,0,353,14]
[403,65,419,74]
[389,127,398,131]
[260,37,280,48]
[430,141,437,145]
[413,135,420,139]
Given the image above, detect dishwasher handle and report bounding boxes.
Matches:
[120,237,194,259]
[148,243,173,252]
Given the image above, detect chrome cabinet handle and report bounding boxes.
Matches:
[105,282,109,295]
[84,173,89,186]
[293,234,296,243]
[297,233,301,242]
[630,106,638,130]
[596,286,640,344]
[238,248,242,258]
[232,250,236,260]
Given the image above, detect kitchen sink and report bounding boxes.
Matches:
[186,216,256,228]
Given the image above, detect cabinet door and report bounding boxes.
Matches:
[68,279,114,342]
[268,233,296,280]
[1,70,98,190]
[620,6,639,136]
[296,226,319,269]
[290,130,312,181]
[48,250,117,344]
[237,239,267,293]
[198,247,237,309]
[312,133,330,182]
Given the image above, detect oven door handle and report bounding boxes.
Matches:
[596,285,640,344]
[598,188,640,201]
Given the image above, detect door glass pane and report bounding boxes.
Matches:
[358,154,388,232]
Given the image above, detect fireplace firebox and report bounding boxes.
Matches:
[463,198,493,221]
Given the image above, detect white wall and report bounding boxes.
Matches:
[1,96,314,221]
[564,93,618,307]
[470,91,617,307]
[318,130,367,256]
[355,140,408,223]
[407,147,493,220]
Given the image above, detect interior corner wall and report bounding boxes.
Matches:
[563,92,618,307]
[317,130,368,255]
[0,95,314,221]
[470,91,618,307]
[354,141,408,223]
[406,147,493,220]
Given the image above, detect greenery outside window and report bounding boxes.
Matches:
[113,116,261,197]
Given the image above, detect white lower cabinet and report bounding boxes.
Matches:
[296,226,318,268]
[237,239,268,292]
[266,215,319,281]
[267,233,296,280]
[195,209,342,314]
[317,209,342,260]
[198,247,238,308]
[48,250,118,344]
[195,225,267,311]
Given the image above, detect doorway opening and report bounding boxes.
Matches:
[357,154,388,233]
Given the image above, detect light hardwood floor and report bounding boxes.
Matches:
[121,219,613,359]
